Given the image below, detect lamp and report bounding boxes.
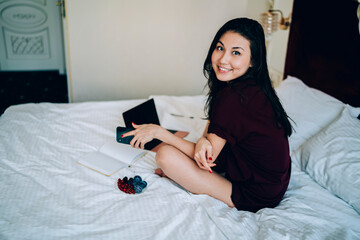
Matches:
[260,9,291,39]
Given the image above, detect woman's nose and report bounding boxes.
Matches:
[219,51,230,64]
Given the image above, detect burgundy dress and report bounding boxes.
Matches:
[208,80,291,212]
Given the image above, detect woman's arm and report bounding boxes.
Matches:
[195,133,226,171]
[121,123,197,159]
[206,133,226,161]
[194,121,226,172]
[122,122,226,172]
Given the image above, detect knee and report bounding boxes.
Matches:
[155,145,176,168]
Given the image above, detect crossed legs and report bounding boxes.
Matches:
[155,145,234,208]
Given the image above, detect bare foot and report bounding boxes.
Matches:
[154,168,167,178]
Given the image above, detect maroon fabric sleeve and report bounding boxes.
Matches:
[207,87,247,146]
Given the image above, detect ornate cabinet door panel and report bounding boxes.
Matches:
[0,0,65,73]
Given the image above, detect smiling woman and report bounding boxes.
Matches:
[123,18,294,212]
[211,31,252,82]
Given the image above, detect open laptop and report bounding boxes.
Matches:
[116,98,188,151]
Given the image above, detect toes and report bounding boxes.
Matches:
[154,168,167,178]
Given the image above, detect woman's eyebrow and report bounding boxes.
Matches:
[233,46,245,51]
[218,40,245,51]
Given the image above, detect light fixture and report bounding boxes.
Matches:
[260,9,291,39]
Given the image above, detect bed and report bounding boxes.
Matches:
[0,75,359,240]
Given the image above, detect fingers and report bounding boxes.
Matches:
[194,150,212,173]
[121,122,139,137]
[194,152,205,170]
[194,136,214,173]
[121,129,136,138]
[121,123,154,149]
[206,145,213,162]
[130,135,149,149]
[208,162,216,168]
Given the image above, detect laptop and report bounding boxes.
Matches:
[116,98,188,151]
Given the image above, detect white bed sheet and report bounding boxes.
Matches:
[0,83,359,239]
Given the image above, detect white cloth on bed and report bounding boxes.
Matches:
[0,78,360,240]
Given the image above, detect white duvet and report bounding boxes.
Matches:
[0,77,359,240]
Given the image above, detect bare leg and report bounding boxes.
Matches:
[155,145,235,208]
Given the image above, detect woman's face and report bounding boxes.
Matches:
[211,31,252,82]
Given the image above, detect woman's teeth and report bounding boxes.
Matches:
[219,66,231,72]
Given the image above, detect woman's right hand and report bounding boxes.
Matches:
[122,123,163,149]
[194,136,215,173]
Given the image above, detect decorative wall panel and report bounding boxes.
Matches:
[3,28,49,58]
[1,4,47,28]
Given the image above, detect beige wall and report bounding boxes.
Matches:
[65,0,248,102]
[267,0,294,85]
[64,0,291,102]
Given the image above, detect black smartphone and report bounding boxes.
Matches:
[116,126,134,145]
[116,126,176,151]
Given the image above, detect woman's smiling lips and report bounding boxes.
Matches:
[218,66,232,73]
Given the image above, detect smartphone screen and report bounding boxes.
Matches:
[116,126,134,144]
[116,126,175,150]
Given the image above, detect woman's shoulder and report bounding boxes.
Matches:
[232,78,261,93]
[219,79,264,103]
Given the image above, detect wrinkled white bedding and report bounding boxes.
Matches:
[0,77,359,240]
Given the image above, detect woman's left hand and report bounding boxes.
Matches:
[194,136,215,172]
[121,123,162,149]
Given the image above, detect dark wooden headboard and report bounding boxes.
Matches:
[284,0,360,107]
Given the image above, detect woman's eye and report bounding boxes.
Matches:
[216,46,223,51]
[232,51,240,56]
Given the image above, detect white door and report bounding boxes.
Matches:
[0,0,65,74]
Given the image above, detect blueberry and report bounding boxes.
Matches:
[133,175,142,184]
[133,184,143,193]
[138,180,147,189]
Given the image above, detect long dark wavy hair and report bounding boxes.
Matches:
[203,18,293,137]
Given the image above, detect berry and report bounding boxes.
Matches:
[129,177,134,185]
[117,177,135,194]
[117,176,147,194]
[138,180,147,189]
[133,184,143,193]
[123,177,128,184]
[133,175,142,184]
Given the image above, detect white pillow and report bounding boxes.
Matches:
[149,95,208,142]
[292,107,360,213]
[276,76,344,154]
[161,113,208,143]
[149,95,207,122]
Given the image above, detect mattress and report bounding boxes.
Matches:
[0,76,359,240]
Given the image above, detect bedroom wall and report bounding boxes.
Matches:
[266,0,293,85]
[244,0,293,86]
[65,0,246,102]
[64,0,288,102]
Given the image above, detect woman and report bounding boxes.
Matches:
[122,18,292,212]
